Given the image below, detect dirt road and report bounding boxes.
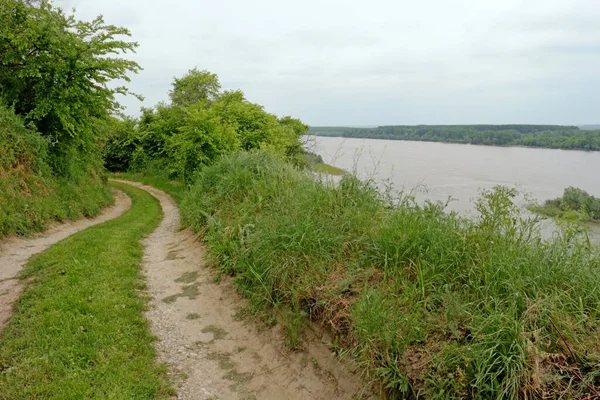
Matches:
[0,189,131,332]
[119,180,377,400]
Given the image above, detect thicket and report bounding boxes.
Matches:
[178,151,600,399]
[103,68,309,182]
[310,125,600,151]
[532,187,600,222]
[0,0,140,236]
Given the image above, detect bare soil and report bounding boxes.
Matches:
[0,189,131,332]
[119,180,379,400]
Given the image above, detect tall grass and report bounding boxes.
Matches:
[181,151,600,399]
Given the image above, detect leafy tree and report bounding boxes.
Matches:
[100,116,137,172]
[167,104,239,182]
[542,186,600,221]
[0,0,141,174]
[212,90,279,151]
[136,104,186,159]
[169,68,221,107]
[119,69,309,177]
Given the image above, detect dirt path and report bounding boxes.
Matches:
[0,189,131,332]
[118,180,378,400]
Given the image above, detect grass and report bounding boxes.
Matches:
[0,170,113,237]
[0,102,113,238]
[312,163,346,176]
[111,169,187,205]
[176,151,600,399]
[0,182,172,399]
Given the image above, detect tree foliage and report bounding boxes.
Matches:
[105,68,309,181]
[0,0,141,173]
[543,187,600,221]
[169,68,220,107]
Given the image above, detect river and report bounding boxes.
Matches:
[311,136,600,230]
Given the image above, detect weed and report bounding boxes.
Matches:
[282,309,306,350]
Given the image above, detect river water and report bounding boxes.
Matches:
[311,137,600,224]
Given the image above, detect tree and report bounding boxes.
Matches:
[167,104,239,182]
[0,0,141,174]
[169,68,221,107]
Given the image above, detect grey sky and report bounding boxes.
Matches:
[56,0,600,125]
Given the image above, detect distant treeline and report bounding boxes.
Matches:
[309,125,600,151]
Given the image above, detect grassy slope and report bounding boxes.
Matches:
[312,163,346,176]
[0,182,172,399]
[0,170,114,237]
[177,152,600,399]
[0,103,112,238]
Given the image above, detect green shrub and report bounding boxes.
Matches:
[535,186,600,222]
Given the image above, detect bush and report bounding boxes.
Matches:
[538,187,600,222]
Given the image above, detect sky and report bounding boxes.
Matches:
[56,0,600,126]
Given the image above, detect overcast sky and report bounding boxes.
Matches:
[56,0,600,125]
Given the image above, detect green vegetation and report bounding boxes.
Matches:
[113,170,187,205]
[175,151,600,399]
[531,187,600,222]
[6,2,598,398]
[300,151,346,176]
[0,182,171,398]
[310,125,600,151]
[0,102,112,236]
[312,163,346,176]
[0,0,141,237]
[104,68,309,182]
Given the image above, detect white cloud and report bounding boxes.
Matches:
[56,0,600,125]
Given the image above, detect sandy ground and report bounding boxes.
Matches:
[117,180,378,400]
[0,189,131,333]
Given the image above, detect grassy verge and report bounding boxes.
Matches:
[312,163,346,176]
[178,151,600,399]
[0,170,113,237]
[0,182,172,399]
[0,102,112,238]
